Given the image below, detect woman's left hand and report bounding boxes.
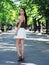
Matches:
[15,31,18,35]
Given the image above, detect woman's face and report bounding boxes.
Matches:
[19,9,24,15]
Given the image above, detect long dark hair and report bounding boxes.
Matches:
[20,8,27,28]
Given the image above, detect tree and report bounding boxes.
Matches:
[0,0,19,26]
[20,0,49,34]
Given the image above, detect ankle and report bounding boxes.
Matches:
[22,55,24,58]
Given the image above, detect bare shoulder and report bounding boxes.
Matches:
[20,16,25,22]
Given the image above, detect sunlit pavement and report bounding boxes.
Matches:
[0,30,49,65]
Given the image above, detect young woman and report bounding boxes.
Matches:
[15,8,27,61]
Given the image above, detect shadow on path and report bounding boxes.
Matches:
[0,33,49,65]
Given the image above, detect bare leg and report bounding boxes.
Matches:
[20,39,25,58]
[16,39,21,56]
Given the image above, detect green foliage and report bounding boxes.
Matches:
[20,0,49,25]
[0,0,49,26]
[0,0,19,26]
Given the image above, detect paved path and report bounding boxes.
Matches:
[0,31,49,65]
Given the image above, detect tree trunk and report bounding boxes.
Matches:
[46,9,49,34]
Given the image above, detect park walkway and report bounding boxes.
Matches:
[0,30,49,65]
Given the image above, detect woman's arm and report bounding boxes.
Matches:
[15,16,24,35]
[16,20,22,32]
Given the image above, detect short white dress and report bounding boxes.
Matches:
[14,21,26,39]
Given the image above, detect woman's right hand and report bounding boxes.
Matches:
[15,29,18,35]
[15,31,17,35]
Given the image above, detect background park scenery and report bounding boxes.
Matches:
[0,0,49,34]
[0,0,49,65]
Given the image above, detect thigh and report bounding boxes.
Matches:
[16,39,20,43]
[20,39,25,43]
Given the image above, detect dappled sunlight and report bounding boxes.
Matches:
[26,38,49,41]
[0,36,10,38]
[0,29,49,65]
[5,61,16,64]
[1,32,14,34]
[42,50,49,53]
[0,47,16,51]
[21,63,37,65]
[24,44,34,47]
[0,42,15,46]
[36,33,42,35]
[0,46,16,51]
[0,42,16,51]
